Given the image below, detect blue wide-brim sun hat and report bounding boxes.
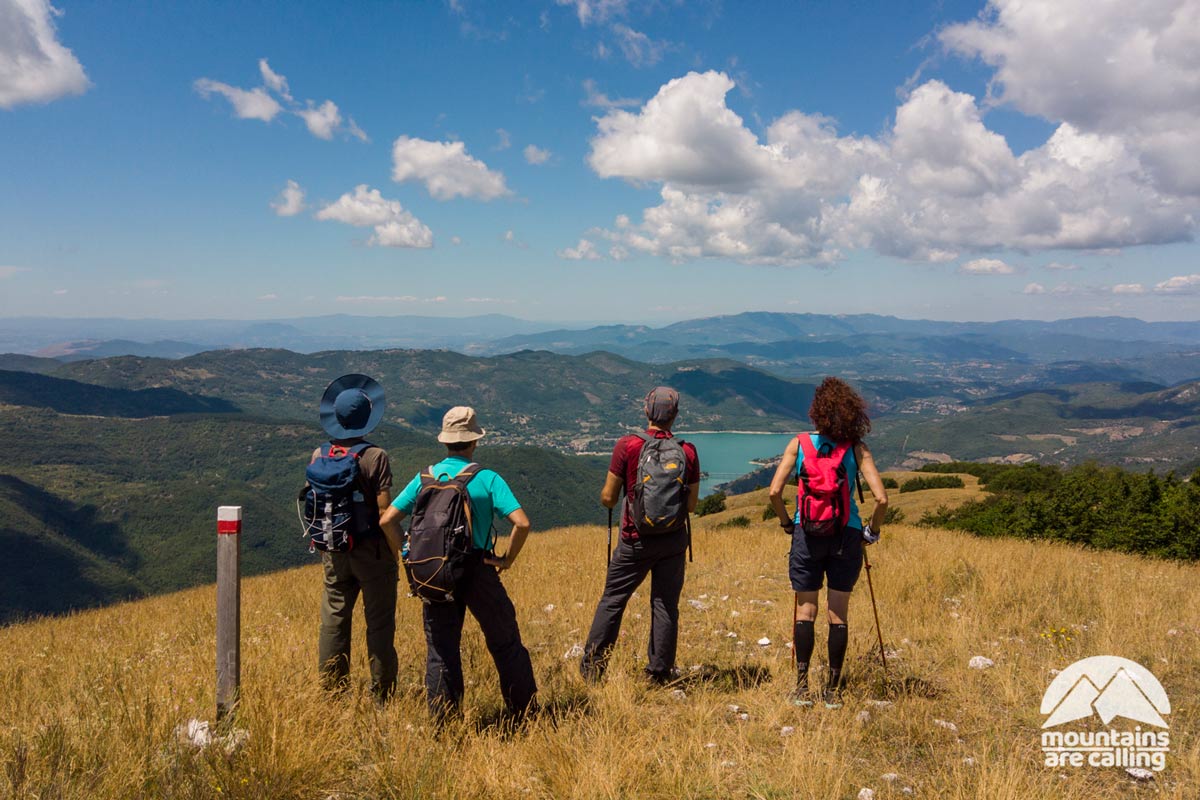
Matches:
[319,374,386,439]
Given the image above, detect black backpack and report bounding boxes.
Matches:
[630,432,690,535]
[297,441,380,553]
[403,463,481,603]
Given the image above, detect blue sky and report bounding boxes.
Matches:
[1,0,1197,322]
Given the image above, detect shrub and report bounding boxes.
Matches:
[918,463,1200,560]
[762,505,777,521]
[883,506,906,525]
[900,475,965,493]
[716,515,751,530]
[881,476,899,489]
[695,492,726,517]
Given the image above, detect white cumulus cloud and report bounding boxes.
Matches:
[258,58,290,100]
[1154,273,1200,294]
[941,0,1200,196]
[1112,283,1147,294]
[558,239,602,260]
[1044,261,1080,271]
[524,144,552,165]
[195,59,365,141]
[270,180,306,216]
[0,0,89,109]
[315,184,433,248]
[391,136,511,201]
[960,258,1016,275]
[581,59,1200,267]
[194,79,282,121]
[1022,282,1046,294]
[295,99,341,140]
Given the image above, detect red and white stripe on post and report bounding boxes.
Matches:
[216,505,242,719]
[217,505,242,535]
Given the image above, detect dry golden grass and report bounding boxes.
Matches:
[2,478,1197,799]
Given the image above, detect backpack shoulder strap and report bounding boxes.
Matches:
[829,440,851,463]
[797,433,819,460]
[418,466,439,489]
[634,431,652,443]
[348,441,374,458]
[453,462,483,487]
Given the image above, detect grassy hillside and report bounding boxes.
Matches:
[2,481,1196,798]
[0,407,607,623]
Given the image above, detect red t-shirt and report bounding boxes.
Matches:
[609,429,700,540]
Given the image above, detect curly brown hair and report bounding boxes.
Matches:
[808,376,870,444]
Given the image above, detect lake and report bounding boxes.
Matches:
[677,432,798,497]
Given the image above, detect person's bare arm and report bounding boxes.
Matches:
[600,471,623,509]
[378,501,407,561]
[768,437,799,527]
[687,482,700,513]
[855,442,889,535]
[485,508,531,571]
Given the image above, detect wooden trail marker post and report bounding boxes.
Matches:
[216,505,242,720]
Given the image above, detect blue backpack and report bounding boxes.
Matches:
[298,441,380,553]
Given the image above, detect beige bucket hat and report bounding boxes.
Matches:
[438,406,486,443]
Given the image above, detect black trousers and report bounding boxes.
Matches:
[421,552,537,717]
[580,530,688,679]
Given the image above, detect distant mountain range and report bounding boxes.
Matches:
[0,313,570,356]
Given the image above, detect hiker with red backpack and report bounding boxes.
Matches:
[379,406,537,723]
[769,377,889,708]
[580,386,701,685]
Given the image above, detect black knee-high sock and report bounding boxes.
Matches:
[793,620,815,686]
[827,623,848,688]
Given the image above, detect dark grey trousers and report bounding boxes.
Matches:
[580,530,688,680]
[319,536,399,700]
[421,553,537,718]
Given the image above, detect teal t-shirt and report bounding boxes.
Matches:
[392,456,522,550]
[794,433,862,530]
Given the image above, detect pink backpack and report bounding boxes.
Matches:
[796,434,851,536]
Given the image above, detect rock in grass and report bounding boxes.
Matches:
[1125,767,1155,782]
[968,655,995,670]
[780,726,795,737]
[934,719,959,733]
[857,790,875,800]
[757,636,771,646]
[562,643,584,659]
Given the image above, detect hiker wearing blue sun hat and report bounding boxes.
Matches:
[304,374,400,702]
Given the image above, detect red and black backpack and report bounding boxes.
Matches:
[795,434,852,537]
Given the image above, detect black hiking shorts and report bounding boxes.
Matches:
[789,526,863,593]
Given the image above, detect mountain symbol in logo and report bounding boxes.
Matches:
[1041,656,1170,729]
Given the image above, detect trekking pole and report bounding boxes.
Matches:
[856,470,887,675]
[792,591,799,664]
[607,507,613,564]
[862,544,887,675]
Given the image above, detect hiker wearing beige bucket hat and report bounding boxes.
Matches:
[380,406,538,721]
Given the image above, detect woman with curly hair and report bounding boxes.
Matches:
[768,376,889,708]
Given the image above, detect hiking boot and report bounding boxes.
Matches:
[645,668,680,687]
[792,671,813,707]
[822,686,843,709]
